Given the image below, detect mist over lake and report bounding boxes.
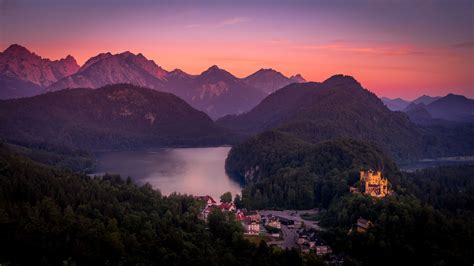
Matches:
[94,147,242,199]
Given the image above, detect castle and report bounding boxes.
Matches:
[359,169,389,198]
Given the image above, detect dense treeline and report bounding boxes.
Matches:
[320,194,473,265]
[218,76,425,161]
[3,141,95,173]
[420,123,474,158]
[226,131,400,210]
[0,144,312,265]
[226,130,474,264]
[319,165,474,265]
[0,84,235,151]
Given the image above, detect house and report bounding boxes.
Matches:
[218,202,236,212]
[349,186,359,193]
[244,218,260,235]
[245,210,260,222]
[200,205,219,221]
[314,238,332,255]
[265,215,281,229]
[296,237,306,245]
[356,217,373,233]
[195,195,217,206]
[316,245,332,256]
[235,209,246,221]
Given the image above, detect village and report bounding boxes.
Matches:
[195,169,389,263]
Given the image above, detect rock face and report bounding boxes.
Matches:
[243,68,306,94]
[0,84,230,149]
[0,44,79,99]
[47,51,168,91]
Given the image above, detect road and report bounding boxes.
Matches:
[262,209,321,250]
[267,225,298,249]
[260,209,321,230]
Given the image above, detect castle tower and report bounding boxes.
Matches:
[359,169,389,198]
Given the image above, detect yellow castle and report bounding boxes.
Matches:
[360,170,389,198]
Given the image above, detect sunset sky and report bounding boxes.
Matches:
[1,0,472,99]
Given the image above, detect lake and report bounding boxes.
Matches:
[93,147,242,200]
[400,156,474,172]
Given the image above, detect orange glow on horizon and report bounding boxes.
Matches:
[1,1,472,100]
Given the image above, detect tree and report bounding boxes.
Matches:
[234,194,243,208]
[220,191,232,203]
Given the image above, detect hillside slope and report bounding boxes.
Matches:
[218,75,423,159]
[0,84,230,149]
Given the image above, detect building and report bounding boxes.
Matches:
[244,218,260,235]
[218,202,236,212]
[235,209,246,221]
[267,218,281,229]
[360,169,389,198]
[245,210,260,222]
[264,215,281,229]
[315,245,332,256]
[200,205,219,221]
[195,195,217,206]
[356,217,373,233]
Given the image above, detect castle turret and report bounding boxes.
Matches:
[359,169,389,198]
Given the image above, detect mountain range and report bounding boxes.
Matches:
[0,44,305,118]
[383,94,474,123]
[0,44,79,99]
[242,68,305,94]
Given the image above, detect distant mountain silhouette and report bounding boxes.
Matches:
[403,103,433,124]
[382,93,473,123]
[46,52,269,118]
[243,68,306,94]
[218,74,424,160]
[0,44,79,99]
[0,84,230,149]
[170,65,267,119]
[425,94,474,122]
[412,95,441,105]
[381,97,410,111]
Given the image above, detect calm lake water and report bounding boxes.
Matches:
[93,147,242,199]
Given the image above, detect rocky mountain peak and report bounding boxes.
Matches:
[323,74,360,87]
[3,44,31,55]
[290,74,306,83]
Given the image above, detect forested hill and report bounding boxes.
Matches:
[226,131,400,209]
[218,75,423,160]
[0,144,308,265]
[0,84,232,150]
[224,131,474,265]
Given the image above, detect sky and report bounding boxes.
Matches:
[0,0,473,99]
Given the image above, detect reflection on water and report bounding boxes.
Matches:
[94,147,242,199]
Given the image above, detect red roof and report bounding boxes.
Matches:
[218,202,235,210]
[235,211,246,221]
[196,195,216,204]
